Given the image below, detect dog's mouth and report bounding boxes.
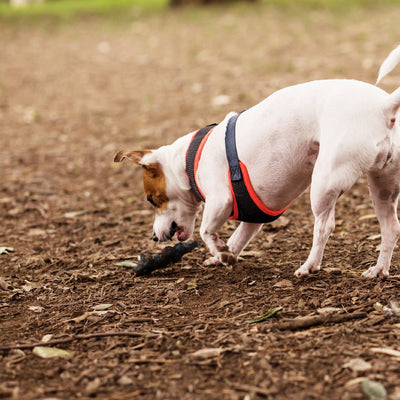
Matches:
[170,221,188,241]
[153,221,189,242]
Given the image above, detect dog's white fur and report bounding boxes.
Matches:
[116,45,400,278]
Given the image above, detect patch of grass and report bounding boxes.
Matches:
[0,0,168,20]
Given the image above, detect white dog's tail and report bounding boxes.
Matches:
[377,45,400,85]
[377,45,400,121]
[385,86,400,120]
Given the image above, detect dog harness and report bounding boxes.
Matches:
[185,113,288,223]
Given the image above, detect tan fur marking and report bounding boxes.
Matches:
[143,163,169,210]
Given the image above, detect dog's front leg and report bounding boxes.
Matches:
[227,222,263,257]
[200,197,236,266]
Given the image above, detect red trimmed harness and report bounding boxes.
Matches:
[185,116,288,223]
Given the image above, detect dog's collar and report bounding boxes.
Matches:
[185,124,217,202]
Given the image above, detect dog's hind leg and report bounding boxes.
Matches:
[294,159,359,277]
[227,222,263,257]
[362,171,400,278]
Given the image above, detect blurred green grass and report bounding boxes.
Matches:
[0,0,400,20]
[0,0,168,20]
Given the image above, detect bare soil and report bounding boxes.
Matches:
[2,3,400,399]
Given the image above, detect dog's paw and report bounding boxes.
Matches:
[294,263,321,278]
[204,252,236,266]
[362,265,389,278]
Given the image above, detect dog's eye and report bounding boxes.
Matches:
[146,194,157,207]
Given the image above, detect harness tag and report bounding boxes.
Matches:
[230,166,242,182]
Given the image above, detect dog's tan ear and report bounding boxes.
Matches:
[113,149,152,165]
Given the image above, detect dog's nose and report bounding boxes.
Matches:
[152,232,159,242]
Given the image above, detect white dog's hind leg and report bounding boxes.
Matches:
[295,161,358,277]
[362,172,400,278]
[294,198,336,277]
[227,222,263,257]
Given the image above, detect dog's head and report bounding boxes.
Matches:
[114,149,201,242]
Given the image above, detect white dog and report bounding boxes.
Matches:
[115,45,400,278]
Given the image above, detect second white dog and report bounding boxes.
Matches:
[115,45,400,278]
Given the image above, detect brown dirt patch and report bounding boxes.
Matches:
[2,4,400,399]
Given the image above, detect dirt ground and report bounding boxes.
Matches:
[2,3,400,399]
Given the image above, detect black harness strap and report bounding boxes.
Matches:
[186,124,217,202]
[225,113,284,223]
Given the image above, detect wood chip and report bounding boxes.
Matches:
[189,348,225,359]
[370,347,400,358]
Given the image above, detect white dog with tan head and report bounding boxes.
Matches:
[115,45,400,278]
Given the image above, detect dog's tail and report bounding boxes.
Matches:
[384,86,400,123]
[377,45,400,124]
[377,45,400,85]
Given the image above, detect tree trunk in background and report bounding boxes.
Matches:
[171,0,257,5]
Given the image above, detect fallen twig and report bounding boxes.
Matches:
[0,331,158,351]
[230,382,271,397]
[25,187,57,195]
[275,311,367,331]
[127,358,176,364]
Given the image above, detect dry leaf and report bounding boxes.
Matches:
[115,261,138,268]
[343,358,372,372]
[362,380,387,399]
[367,234,381,241]
[273,279,293,289]
[69,312,91,323]
[21,282,34,292]
[359,214,376,221]
[33,346,71,359]
[28,306,44,313]
[190,348,225,359]
[186,279,198,290]
[28,228,46,236]
[345,377,368,388]
[41,334,53,343]
[93,304,113,311]
[64,210,87,219]
[317,307,342,315]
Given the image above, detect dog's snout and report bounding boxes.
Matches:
[152,232,159,242]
